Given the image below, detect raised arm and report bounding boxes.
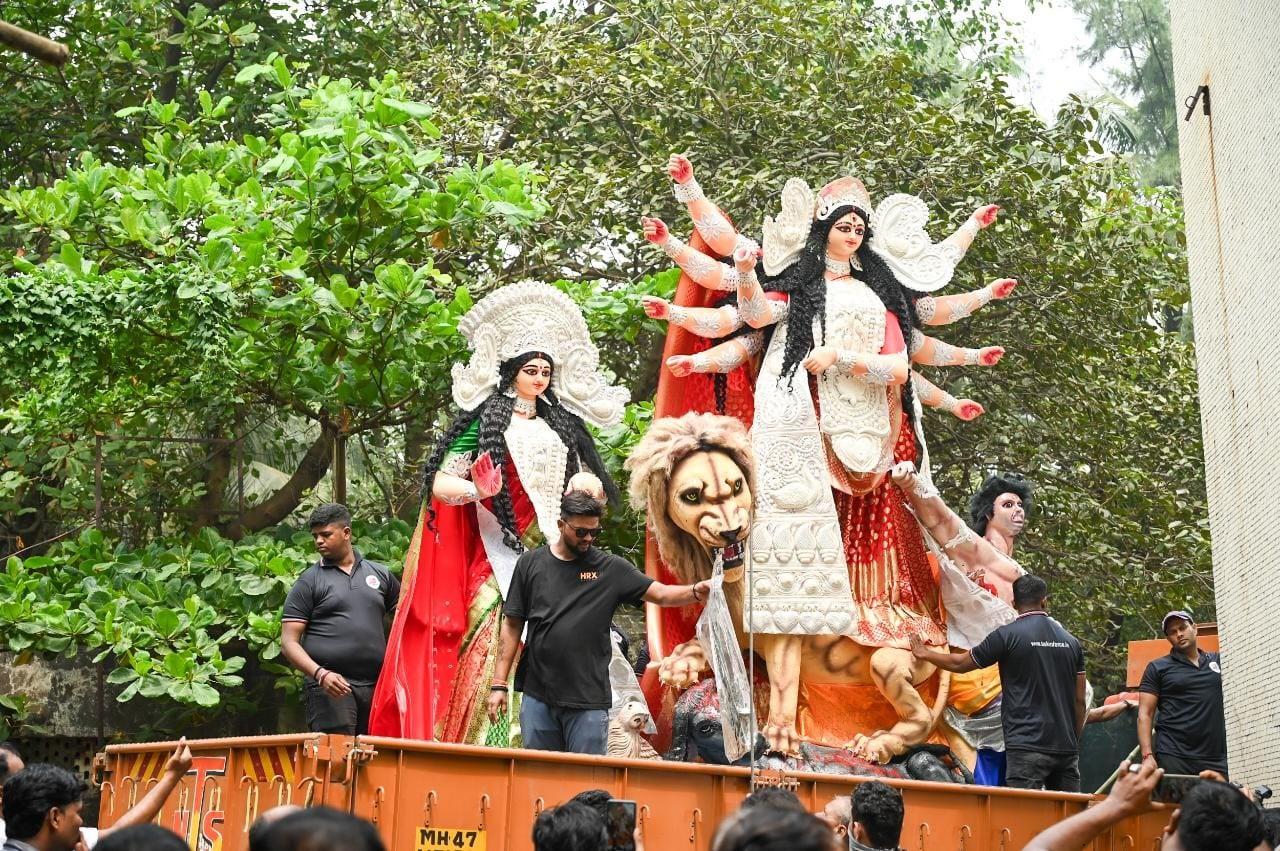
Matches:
[666,333,763,376]
[667,154,741,257]
[909,330,1004,368]
[915,278,1017,326]
[889,462,1021,585]
[643,216,748,292]
[642,297,744,338]
[938,204,999,264]
[912,371,984,421]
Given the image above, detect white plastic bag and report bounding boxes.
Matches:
[696,552,754,761]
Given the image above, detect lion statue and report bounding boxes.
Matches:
[626,412,949,761]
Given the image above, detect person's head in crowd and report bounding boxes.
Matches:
[1161,780,1264,851]
[569,788,611,821]
[532,800,607,851]
[850,781,905,851]
[253,806,385,851]
[712,805,839,851]
[1,763,88,851]
[740,786,807,813]
[95,824,189,851]
[308,503,354,564]
[247,803,305,851]
[1161,610,1198,657]
[1260,810,1280,851]
[559,491,605,557]
[1011,574,1049,614]
[815,794,852,842]
[0,740,25,784]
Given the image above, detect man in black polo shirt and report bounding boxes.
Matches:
[910,574,1086,792]
[281,503,400,735]
[486,491,711,754]
[1137,610,1227,776]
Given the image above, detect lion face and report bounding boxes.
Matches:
[665,449,753,552]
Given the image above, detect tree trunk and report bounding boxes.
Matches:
[224,424,335,539]
[191,437,231,534]
[156,0,191,104]
[394,420,431,522]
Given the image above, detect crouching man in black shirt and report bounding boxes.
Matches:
[910,574,1086,792]
[487,491,711,755]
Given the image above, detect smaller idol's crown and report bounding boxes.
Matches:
[815,176,872,221]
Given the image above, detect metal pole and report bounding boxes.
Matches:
[0,20,69,66]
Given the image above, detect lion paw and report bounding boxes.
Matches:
[658,640,707,689]
[762,720,802,755]
[844,731,907,764]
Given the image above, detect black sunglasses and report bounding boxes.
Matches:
[563,522,603,540]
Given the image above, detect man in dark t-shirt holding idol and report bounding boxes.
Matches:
[910,574,1086,792]
[487,491,711,755]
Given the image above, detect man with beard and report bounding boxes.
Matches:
[1138,611,1227,777]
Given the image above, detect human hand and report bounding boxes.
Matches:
[321,671,352,697]
[953,399,984,421]
[1104,760,1161,818]
[164,738,193,776]
[989,277,1017,299]
[977,346,1004,366]
[668,154,694,184]
[666,355,695,377]
[641,296,671,320]
[907,632,928,660]
[802,346,838,375]
[566,471,605,500]
[486,688,508,723]
[641,216,669,244]
[733,241,760,273]
[972,204,1000,228]
[471,452,503,499]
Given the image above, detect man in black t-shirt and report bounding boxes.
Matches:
[1137,610,1227,776]
[487,491,711,754]
[910,574,1086,792]
[281,503,400,735]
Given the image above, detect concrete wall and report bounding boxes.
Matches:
[1169,0,1280,784]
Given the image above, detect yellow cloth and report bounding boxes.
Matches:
[948,665,1002,715]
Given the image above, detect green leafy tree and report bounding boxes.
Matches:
[1068,0,1179,186]
[0,68,545,543]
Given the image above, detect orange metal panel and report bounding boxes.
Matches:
[97,734,1174,851]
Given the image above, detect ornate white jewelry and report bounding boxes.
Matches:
[824,254,851,275]
[660,235,684,261]
[513,396,537,418]
[440,481,480,506]
[673,178,705,204]
[915,296,937,322]
[964,348,983,366]
[815,177,873,221]
[668,305,690,326]
[835,350,859,374]
[860,361,896,385]
[450,281,629,428]
[761,178,816,276]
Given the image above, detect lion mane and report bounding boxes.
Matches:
[624,412,756,584]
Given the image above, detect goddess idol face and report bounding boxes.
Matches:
[826,210,866,262]
[512,357,552,400]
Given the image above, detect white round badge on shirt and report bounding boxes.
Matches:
[1209,661,1221,674]
[366,574,381,591]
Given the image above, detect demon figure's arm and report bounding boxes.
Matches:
[666,153,741,257]
[889,462,1023,588]
[909,329,1004,368]
[912,371,984,421]
[915,278,1017,326]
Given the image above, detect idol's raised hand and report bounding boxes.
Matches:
[641,215,669,244]
[471,452,503,499]
[667,153,694,184]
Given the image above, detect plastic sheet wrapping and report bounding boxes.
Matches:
[696,552,754,762]
[915,519,1015,649]
[609,632,656,734]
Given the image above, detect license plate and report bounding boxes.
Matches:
[416,828,487,850]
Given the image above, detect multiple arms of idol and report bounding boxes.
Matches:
[642,155,1016,418]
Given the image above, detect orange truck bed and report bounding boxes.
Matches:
[95,735,1170,851]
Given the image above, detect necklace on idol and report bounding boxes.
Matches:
[513,396,537,418]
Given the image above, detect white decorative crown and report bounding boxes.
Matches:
[815,176,873,221]
[450,281,630,428]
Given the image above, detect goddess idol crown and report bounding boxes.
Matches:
[449,281,630,428]
[760,175,963,292]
